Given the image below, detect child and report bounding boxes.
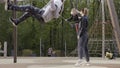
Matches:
[5,0,65,26]
[65,8,81,33]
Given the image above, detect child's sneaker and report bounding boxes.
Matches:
[9,18,17,26]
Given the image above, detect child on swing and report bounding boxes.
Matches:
[5,0,65,26]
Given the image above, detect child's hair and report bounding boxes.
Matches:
[71,8,79,15]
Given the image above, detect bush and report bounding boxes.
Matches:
[22,49,33,56]
[55,50,61,56]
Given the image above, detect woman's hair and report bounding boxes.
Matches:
[81,8,88,15]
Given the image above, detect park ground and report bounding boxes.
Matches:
[0,57,120,68]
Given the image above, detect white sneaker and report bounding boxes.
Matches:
[74,59,83,67]
[9,18,17,27]
[86,62,90,66]
[83,61,90,66]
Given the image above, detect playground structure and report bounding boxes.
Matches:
[106,0,120,53]
[0,41,7,57]
[88,0,120,57]
[90,0,120,57]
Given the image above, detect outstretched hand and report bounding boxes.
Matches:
[77,35,79,39]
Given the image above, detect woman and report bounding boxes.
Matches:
[75,8,90,66]
[5,0,65,26]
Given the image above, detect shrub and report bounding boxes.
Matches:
[22,49,33,56]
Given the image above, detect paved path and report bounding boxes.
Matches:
[0,57,120,68]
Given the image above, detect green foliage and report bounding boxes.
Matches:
[22,49,33,56]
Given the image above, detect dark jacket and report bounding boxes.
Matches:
[78,15,88,37]
[67,13,81,23]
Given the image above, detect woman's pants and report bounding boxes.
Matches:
[9,4,44,24]
[78,32,89,62]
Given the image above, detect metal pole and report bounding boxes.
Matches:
[40,38,42,56]
[4,41,7,58]
[65,40,66,57]
[76,0,78,9]
[87,0,90,7]
[106,0,120,53]
[101,0,105,58]
[13,0,17,63]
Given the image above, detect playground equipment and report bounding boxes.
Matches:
[10,0,65,63]
[12,0,17,63]
[89,0,120,57]
[106,0,120,53]
[0,41,7,57]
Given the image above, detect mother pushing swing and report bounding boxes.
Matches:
[5,0,65,26]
